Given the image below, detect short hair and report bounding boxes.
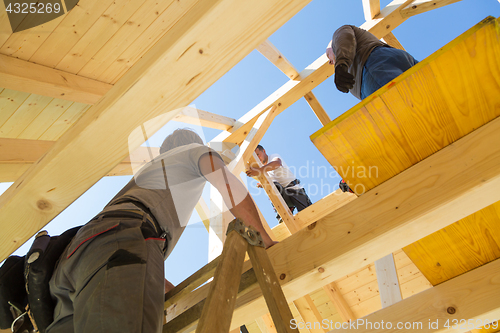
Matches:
[256,145,264,151]
[160,128,204,154]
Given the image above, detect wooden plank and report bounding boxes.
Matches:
[196,229,248,333]
[374,254,402,308]
[400,0,463,18]
[38,102,90,141]
[403,200,500,286]
[255,40,330,126]
[28,0,117,68]
[56,0,145,75]
[0,0,11,47]
[293,190,356,230]
[18,99,74,140]
[0,12,65,60]
[0,0,313,260]
[168,114,500,331]
[256,314,278,333]
[97,0,201,84]
[303,92,331,126]
[247,245,299,333]
[323,282,356,323]
[0,94,53,138]
[0,89,30,127]
[362,0,381,20]
[256,39,300,80]
[271,223,292,242]
[0,54,113,104]
[173,107,236,131]
[471,322,500,333]
[311,16,500,193]
[0,138,160,182]
[332,259,500,333]
[381,32,405,50]
[77,0,177,81]
[293,295,326,333]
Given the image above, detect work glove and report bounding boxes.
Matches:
[334,64,355,93]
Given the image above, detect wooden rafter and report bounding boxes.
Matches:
[256,40,331,126]
[0,138,160,182]
[220,0,433,147]
[332,259,500,333]
[0,0,314,261]
[167,114,500,331]
[0,54,113,104]
[362,0,381,20]
[173,107,236,131]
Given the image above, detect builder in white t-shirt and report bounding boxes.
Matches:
[246,145,312,222]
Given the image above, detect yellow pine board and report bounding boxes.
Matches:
[0,14,64,61]
[29,0,116,68]
[0,89,30,127]
[38,102,90,141]
[97,0,199,84]
[18,99,74,140]
[311,17,500,192]
[0,94,53,138]
[56,0,145,75]
[78,0,176,80]
[403,200,500,286]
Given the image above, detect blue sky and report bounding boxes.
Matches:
[2,0,499,287]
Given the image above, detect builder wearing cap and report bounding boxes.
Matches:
[326,25,418,100]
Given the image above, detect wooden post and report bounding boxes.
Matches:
[247,245,299,333]
[196,229,248,333]
[375,253,403,308]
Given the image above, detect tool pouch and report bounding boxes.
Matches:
[0,255,27,330]
[25,226,81,333]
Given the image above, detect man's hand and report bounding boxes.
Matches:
[245,167,261,177]
[334,63,355,93]
[326,47,335,65]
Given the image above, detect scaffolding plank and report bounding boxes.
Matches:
[311,16,500,194]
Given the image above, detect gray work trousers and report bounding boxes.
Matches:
[46,216,166,333]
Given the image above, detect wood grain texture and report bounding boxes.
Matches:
[403,200,500,286]
[332,258,500,333]
[0,0,313,260]
[168,114,500,331]
[0,54,113,104]
[311,16,500,193]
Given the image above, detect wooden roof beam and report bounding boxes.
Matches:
[362,0,381,20]
[0,138,160,182]
[0,0,313,261]
[220,0,447,146]
[166,114,500,331]
[333,259,500,332]
[256,40,331,126]
[173,107,236,131]
[0,54,112,104]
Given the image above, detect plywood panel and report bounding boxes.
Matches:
[0,94,53,138]
[404,200,500,285]
[311,17,500,193]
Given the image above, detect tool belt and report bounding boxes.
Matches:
[100,200,171,252]
[0,226,82,333]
